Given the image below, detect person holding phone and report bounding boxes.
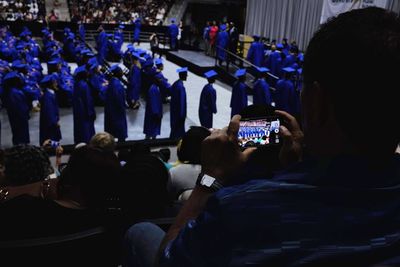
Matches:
[123,8,400,267]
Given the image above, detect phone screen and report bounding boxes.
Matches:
[238,117,280,148]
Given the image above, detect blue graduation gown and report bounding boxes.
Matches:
[134,21,141,42]
[267,51,283,78]
[128,65,141,102]
[96,31,108,64]
[73,79,96,143]
[4,88,30,145]
[199,83,217,129]
[104,77,127,140]
[168,24,179,49]
[79,24,85,41]
[216,31,229,62]
[246,41,264,67]
[275,79,295,114]
[155,71,171,99]
[253,79,271,106]
[230,81,248,118]
[144,84,162,137]
[89,72,107,104]
[170,80,187,139]
[40,89,61,145]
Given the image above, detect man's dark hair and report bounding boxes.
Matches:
[303,7,400,154]
[178,126,211,164]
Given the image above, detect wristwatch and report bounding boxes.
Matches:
[196,173,224,192]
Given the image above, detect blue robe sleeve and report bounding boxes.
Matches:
[211,87,217,114]
[113,79,126,113]
[82,82,96,120]
[177,82,186,118]
[42,94,58,126]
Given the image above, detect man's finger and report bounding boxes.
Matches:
[279,125,293,144]
[227,115,241,139]
[242,147,256,161]
[275,110,299,130]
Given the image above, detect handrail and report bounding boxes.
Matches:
[215,45,279,80]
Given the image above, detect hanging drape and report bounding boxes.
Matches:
[245,0,400,51]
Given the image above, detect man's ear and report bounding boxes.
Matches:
[304,82,331,128]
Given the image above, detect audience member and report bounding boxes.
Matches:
[89,132,116,153]
[123,7,400,267]
[168,126,211,201]
[0,146,121,241]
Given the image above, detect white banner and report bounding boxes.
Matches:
[320,0,388,24]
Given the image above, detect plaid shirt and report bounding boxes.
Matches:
[161,154,400,267]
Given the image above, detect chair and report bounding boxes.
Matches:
[0,226,118,266]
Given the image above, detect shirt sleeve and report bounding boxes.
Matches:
[159,196,230,267]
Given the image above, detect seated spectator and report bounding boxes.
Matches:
[0,146,121,241]
[123,7,400,267]
[120,153,170,222]
[0,145,53,187]
[89,132,116,153]
[167,126,211,201]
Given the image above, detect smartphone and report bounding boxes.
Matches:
[50,140,60,148]
[238,116,281,148]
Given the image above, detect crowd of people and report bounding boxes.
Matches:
[69,0,173,25]
[0,0,45,21]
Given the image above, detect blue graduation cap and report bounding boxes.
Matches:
[257,67,270,73]
[137,49,147,56]
[118,25,125,29]
[40,74,57,84]
[12,61,27,70]
[80,49,91,55]
[204,70,218,78]
[253,35,260,40]
[276,43,284,49]
[16,44,25,50]
[74,65,87,76]
[131,52,140,59]
[297,68,302,75]
[235,69,246,77]
[176,67,188,73]
[47,59,61,66]
[171,18,176,23]
[154,58,163,65]
[64,27,71,32]
[89,62,99,71]
[135,18,141,23]
[109,64,121,73]
[67,33,75,40]
[143,59,154,67]
[3,71,21,81]
[88,57,98,66]
[220,24,227,31]
[282,67,295,73]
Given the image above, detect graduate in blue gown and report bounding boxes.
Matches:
[2,72,30,145]
[104,65,127,142]
[230,69,248,118]
[199,70,217,129]
[253,67,271,106]
[88,61,107,106]
[144,75,163,139]
[39,74,61,145]
[73,66,96,144]
[127,52,141,109]
[168,19,179,50]
[216,24,229,65]
[96,26,108,65]
[275,67,296,114]
[133,18,141,45]
[170,67,188,139]
[154,58,171,103]
[246,35,264,67]
[267,44,284,78]
[78,22,85,42]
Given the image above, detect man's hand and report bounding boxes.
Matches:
[201,115,255,185]
[275,110,304,167]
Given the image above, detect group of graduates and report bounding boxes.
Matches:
[244,36,304,115]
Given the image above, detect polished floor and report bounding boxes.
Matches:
[0,43,254,148]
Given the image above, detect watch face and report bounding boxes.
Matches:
[202,175,215,187]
